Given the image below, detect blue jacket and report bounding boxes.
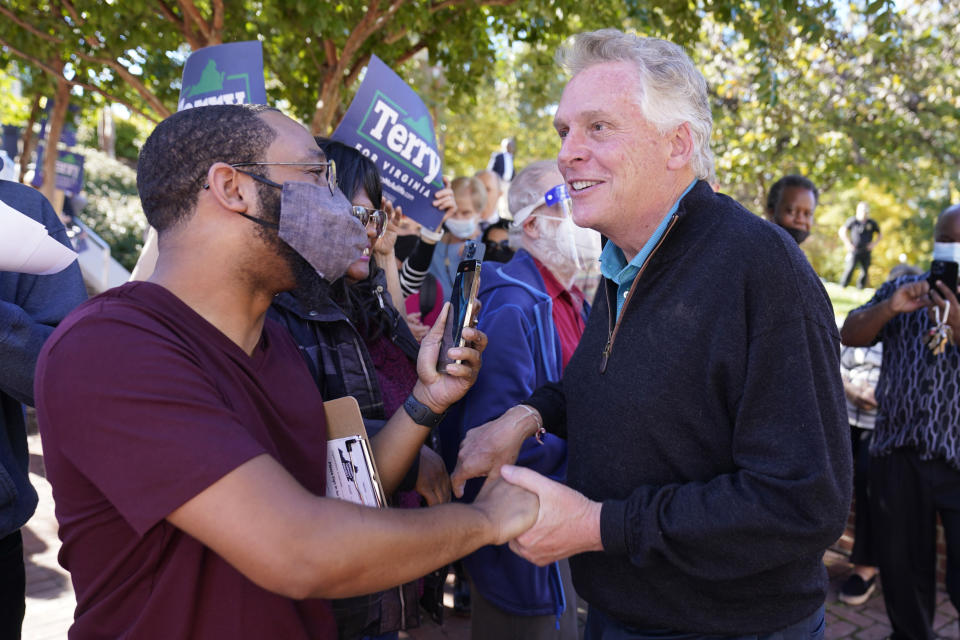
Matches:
[2,181,86,537]
[439,249,588,617]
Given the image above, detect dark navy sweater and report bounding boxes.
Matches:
[527,181,851,634]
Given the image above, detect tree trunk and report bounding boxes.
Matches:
[18,94,42,183]
[99,106,116,158]
[40,72,70,209]
[309,75,343,135]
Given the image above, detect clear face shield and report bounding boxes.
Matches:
[513,184,582,270]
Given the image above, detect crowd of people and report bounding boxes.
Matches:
[1,25,958,640]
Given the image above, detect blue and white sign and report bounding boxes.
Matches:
[332,55,445,230]
[31,147,85,197]
[178,41,267,111]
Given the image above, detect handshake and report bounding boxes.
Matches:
[451,404,604,566]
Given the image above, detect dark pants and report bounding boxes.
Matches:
[583,605,824,640]
[869,448,960,640]
[849,425,877,566]
[470,558,578,640]
[0,530,25,640]
[841,250,871,289]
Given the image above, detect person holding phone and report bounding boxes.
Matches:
[840,203,960,637]
[439,161,589,640]
[268,139,452,638]
[33,105,538,640]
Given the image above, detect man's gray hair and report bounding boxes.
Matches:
[508,160,562,218]
[507,160,563,247]
[557,29,714,180]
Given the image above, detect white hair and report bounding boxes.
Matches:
[506,160,562,249]
[557,29,714,180]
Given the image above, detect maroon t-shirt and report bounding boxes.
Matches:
[34,282,337,639]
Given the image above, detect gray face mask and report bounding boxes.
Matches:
[235,174,369,283]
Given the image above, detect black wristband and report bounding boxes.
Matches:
[403,394,446,428]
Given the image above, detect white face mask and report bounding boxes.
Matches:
[573,225,602,264]
[445,217,478,240]
[934,242,960,264]
[531,213,582,271]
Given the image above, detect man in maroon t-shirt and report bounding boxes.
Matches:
[34,104,538,639]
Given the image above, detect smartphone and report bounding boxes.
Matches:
[438,240,484,369]
[928,260,959,296]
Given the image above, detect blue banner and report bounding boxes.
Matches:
[2,124,20,160]
[178,41,267,111]
[332,55,444,230]
[31,147,85,197]
[38,104,80,148]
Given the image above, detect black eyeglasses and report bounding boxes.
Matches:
[351,205,386,239]
[229,160,337,195]
[484,239,511,252]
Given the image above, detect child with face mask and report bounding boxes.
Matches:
[427,176,486,302]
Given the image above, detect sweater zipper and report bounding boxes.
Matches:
[374,284,386,310]
[600,214,679,374]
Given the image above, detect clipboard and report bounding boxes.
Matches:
[323,396,387,508]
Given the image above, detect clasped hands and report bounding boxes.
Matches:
[450,406,604,566]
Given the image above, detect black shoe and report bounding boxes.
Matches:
[452,579,471,616]
[839,573,877,606]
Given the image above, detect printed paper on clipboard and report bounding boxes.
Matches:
[323,396,387,508]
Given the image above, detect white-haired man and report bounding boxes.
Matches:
[440,160,590,639]
[452,29,851,638]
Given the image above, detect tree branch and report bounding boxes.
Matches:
[324,39,338,69]
[211,0,225,42]
[70,47,173,118]
[59,0,83,27]
[0,36,161,123]
[59,0,105,50]
[177,0,213,44]
[154,0,203,50]
[0,5,62,45]
[395,41,428,66]
[305,40,324,73]
[377,0,408,26]
[154,0,180,24]
[430,0,515,12]
[384,27,408,45]
[345,53,372,87]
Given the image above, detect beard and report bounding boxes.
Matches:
[255,181,331,312]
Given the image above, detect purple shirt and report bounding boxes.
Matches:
[35,282,336,639]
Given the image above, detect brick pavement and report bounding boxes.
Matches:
[19,431,960,639]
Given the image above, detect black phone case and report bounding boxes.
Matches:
[928,260,959,295]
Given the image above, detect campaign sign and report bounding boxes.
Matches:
[332,55,444,230]
[38,104,80,147]
[2,124,20,161]
[31,147,85,197]
[178,41,267,111]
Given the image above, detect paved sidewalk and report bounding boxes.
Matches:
[22,433,74,640]
[20,431,960,639]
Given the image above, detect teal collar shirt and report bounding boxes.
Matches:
[600,179,697,319]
